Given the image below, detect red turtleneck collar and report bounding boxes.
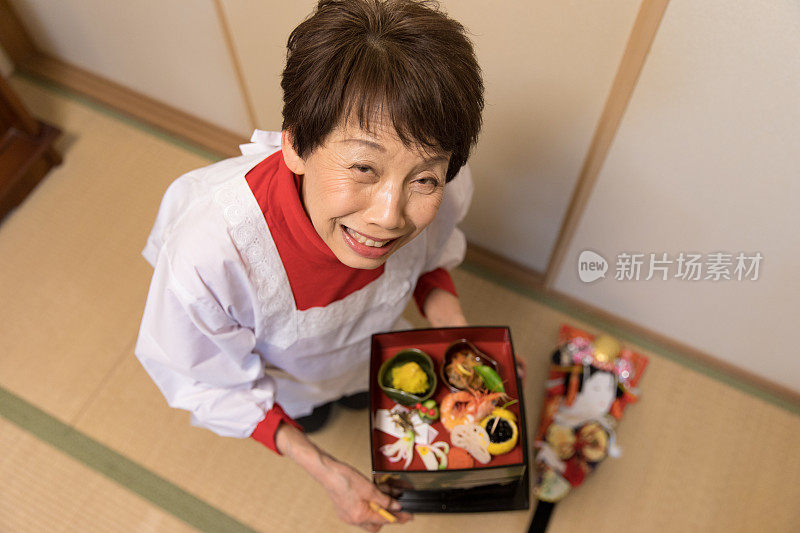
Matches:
[245,150,385,310]
[245,150,459,455]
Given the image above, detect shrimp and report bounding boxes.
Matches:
[440,390,505,431]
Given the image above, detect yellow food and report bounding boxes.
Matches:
[391,362,429,394]
[480,407,519,455]
[490,407,516,422]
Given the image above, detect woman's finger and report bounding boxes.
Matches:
[377,503,412,524]
[516,358,527,381]
[375,483,403,498]
[367,501,396,523]
[370,483,401,513]
[372,489,394,511]
[368,494,412,524]
[387,498,402,513]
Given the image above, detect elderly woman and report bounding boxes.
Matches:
[135,0,483,529]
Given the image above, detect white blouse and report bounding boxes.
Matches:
[135,130,473,439]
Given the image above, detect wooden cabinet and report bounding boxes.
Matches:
[0,73,60,220]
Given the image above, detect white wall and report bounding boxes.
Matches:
[445,1,640,272]
[554,0,800,391]
[11,0,642,272]
[10,1,796,390]
[218,0,316,134]
[10,0,252,136]
[220,0,641,272]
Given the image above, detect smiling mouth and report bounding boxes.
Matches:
[340,225,402,260]
[343,226,397,248]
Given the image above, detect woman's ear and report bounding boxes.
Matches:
[281,130,306,175]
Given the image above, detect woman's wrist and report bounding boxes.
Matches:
[275,422,341,488]
[276,423,323,471]
[422,288,467,328]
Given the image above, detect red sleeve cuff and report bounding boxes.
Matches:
[413,268,458,317]
[250,403,303,455]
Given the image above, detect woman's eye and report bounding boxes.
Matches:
[413,176,441,193]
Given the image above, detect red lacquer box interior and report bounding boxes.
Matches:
[369,326,530,513]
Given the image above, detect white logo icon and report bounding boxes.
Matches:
[578,250,608,282]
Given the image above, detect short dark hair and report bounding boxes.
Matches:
[281,0,484,182]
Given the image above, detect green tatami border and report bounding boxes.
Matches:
[0,387,258,533]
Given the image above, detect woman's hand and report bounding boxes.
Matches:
[422,288,467,328]
[275,423,412,531]
[516,357,527,383]
[320,458,412,531]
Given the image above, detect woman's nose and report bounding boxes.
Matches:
[363,180,406,230]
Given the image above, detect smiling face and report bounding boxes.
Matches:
[281,117,450,270]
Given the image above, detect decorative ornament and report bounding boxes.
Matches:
[533,324,648,502]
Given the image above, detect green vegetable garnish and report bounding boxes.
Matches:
[474,365,505,393]
[419,399,439,422]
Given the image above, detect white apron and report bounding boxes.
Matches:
[135,131,472,438]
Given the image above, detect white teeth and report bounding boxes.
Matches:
[346,227,390,247]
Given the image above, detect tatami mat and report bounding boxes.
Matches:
[1,74,799,532]
[0,418,197,533]
[0,77,212,424]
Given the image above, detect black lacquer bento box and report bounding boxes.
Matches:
[369,326,530,513]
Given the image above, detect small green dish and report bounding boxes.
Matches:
[378,348,437,405]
